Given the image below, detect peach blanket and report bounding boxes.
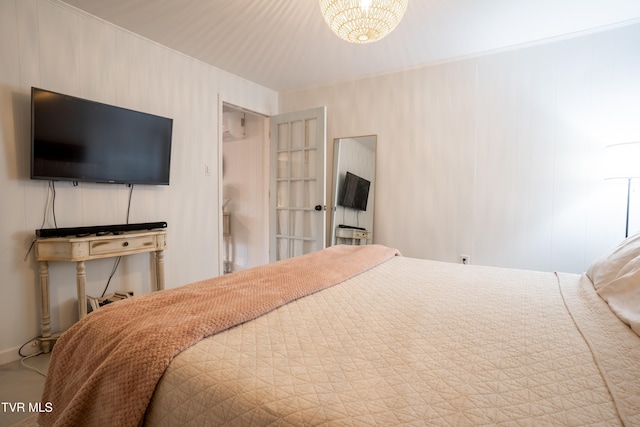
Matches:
[39,244,400,427]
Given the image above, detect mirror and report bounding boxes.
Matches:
[331,135,377,245]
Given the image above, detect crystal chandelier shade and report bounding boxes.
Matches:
[319,0,408,44]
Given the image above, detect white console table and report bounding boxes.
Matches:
[34,229,167,352]
[335,227,371,245]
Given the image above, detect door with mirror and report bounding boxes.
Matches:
[331,135,377,246]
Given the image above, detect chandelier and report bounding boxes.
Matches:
[319,0,408,44]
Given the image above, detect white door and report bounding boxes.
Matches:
[269,107,327,262]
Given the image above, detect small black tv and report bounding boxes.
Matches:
[31,87,173,185]
[338,171,370,211]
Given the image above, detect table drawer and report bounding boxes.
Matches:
[336,228,370,239]
[352,230,369,239]
[90,235,156,256]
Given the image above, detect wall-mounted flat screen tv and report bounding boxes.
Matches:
[31,87,173,185]
[338,171,370,211]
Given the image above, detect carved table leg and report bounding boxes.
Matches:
[156,250,165,291]
[39,261,52,353]
[76,261,87,319]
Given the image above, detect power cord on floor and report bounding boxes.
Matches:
[20,351,47,377]
[18,338,48,377]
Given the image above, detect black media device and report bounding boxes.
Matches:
[338,171,370,211]
[338,224,366,230]
[36,221,168,238]
[30,87,173,185]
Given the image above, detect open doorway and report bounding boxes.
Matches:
[221,103,269,273]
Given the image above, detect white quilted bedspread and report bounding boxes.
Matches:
[145,257,640,426]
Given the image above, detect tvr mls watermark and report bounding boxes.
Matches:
[1,401,53,413]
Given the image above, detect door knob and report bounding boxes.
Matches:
[314,205,323,211]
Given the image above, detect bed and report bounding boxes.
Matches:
[39,241,640,426]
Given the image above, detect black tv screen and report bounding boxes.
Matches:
[338,171,370,211]
[31,87,173,185]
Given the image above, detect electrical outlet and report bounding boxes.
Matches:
[460,254,470,265]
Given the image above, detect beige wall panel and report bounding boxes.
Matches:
[280,22,640,274]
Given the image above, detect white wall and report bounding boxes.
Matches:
[0,0,277,363]
[281,22,640,274]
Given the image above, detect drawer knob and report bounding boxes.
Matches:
[123,241,129,247]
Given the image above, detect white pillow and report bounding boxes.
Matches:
[586,234,640,336]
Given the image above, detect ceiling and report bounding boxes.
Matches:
[62,0,640,92]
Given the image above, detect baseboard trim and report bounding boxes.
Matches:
[0,342,45,366]
[0,346,22,366]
